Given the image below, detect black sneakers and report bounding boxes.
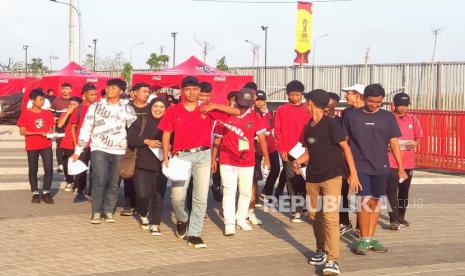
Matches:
[31,194,41,204]
[322,261,341,275]
[74,192,87,203]
[308,249,327,265]
[176,221,187,239]
[388,222,400,230]
[120,208,135,216]
[187,236,207,249]
[398,219,410,227]
[42,193,54,204]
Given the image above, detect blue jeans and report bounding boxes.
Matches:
[90,150,122,214]
[170,149,211,237]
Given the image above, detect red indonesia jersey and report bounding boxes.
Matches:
[158,103,228,154]
[17,109,55,151]
[59,113,74,150]
[215,109,266,167]
[257,110,277,154]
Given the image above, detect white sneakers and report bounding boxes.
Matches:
[236,221,253,231]
[247,212,263,225]
[224,225,236,236]
[139,216,150,230]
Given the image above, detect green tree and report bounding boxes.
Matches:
[0,60,23,72]
[146,52,170,71]
[28,58,48,74]
[121,62,133,85]
[83,54,95,70]
[217,56,229,72]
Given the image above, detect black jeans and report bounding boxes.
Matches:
[283,157,306,213]
[55,138,64,166]
[27,148,53,193]
[387,168,413,223]
[61,149,75,184]
[259,151,281,196]
[339,178,350,226]
[123,178,137,209]
[274,169,287,197]
[74,147,91,194]
[134,168,167,225]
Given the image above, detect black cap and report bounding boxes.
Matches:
[236,88,254,107]
[256,90,266,101]
[181,76,200,88]
[304,89,330,108]
[393,92,411,106]
[200,82,212,93]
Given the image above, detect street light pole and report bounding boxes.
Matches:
[129,41,144,65]
[312,33,328,89]
[23,45,29,75]
[50,0,82,63]
[92,39,97,71]
[171,32,177,67]
[261,26,268,90]
[244,40,260,79]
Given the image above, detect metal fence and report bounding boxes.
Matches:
[9,61,465,110]
[230,62,465,111]
[412,110,465,172]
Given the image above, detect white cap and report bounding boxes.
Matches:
[341,84,365,95]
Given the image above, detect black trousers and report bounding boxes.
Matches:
[27,148,53,193]
[134,168,167,225]
[259,151,281,196]
[61,148,75,184]
[123,177,137,209]
[387,168,413,223]
[274,169,287,197]
[283,157,306,212]
[74,147,91,194]
[339,178,350,226]
[55,138,64,166]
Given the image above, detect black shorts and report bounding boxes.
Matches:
[357,173,388,199]
[253,154,263,182]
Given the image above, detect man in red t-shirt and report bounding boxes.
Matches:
[69,83,99,201]
[17,89,55,204]
[274,80,311,223]
[386,93,422,230]
[158,76,239,249]
[57,96,82,193]
[254,91,281,204]
[51,83,72,173]
[212,89,270,236]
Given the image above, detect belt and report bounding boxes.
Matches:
[178,146,210,154]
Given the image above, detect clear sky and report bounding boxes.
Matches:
[1,0,464,70]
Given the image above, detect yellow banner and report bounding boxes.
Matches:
[294,2,312,64]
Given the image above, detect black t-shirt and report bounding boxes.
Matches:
[130,101,150,118]
[302,115,347,183]
[343,108,401,175]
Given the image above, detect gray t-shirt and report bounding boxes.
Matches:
[343,108,401,175]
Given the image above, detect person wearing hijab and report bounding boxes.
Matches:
[127,97,169,236]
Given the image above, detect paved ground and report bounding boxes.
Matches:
[1,125,465,276]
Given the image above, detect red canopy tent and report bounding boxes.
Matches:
[25,62,113,98]
[132,56,253,103]
[0,73,25,96]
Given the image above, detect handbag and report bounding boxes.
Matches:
[119,115,147,179]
